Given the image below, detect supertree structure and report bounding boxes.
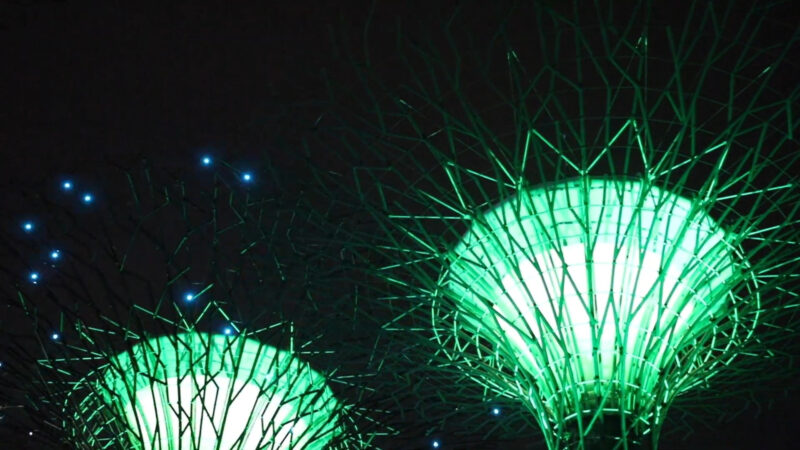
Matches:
[68,331,345,449]
[0,154,383,449]
[311,1,800,448]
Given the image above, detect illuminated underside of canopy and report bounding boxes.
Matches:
[69,332,343,449]
[439,177,758,445]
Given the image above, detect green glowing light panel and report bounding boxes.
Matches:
[440,177,757,438]
[73,332,342,449]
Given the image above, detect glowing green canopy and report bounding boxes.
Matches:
[440,177,757,440]
[72,332,342,449]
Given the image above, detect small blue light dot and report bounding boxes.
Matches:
[223,327,233,336]
[492,407,501,416]
[23,222,34,232]
[432,440,440,448]
[50,250,61,260]
[29,272,40,283]
[184,293,194,302]
[201,156,212,166]
[62,180,73,190]
[82,193,94,204]
[241,172,253,183]
[51,332,60,340]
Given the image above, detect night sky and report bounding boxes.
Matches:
[1,1,799,448]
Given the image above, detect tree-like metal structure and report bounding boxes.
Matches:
[314,1,800,448]
[0,155,383,449]
[69,331,345,449]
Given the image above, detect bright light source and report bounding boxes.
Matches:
[62,180,73,190]
[443,177,753,442]
[78,333,344,449]
[82,193,94,204]
[201,156,212,166]
[241,172,253,183]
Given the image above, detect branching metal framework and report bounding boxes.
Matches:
[315,1,800,448]
[1,2,799,449]
[72,332,343,449]
[0,160,381,449]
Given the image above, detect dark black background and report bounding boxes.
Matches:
[1,1,798,448]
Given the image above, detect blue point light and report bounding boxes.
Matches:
[432,440,440,448]
[62,180,73,190]
[223,326,233,336]
[51,332,60,340]
[201,156,212,166]
[241,172,253,183]
[29,272,40,283]
[82,193,94,204]
[184,293,194,302]
[22,221,34,232]
[492,407,501,416]
[50,250,61,260]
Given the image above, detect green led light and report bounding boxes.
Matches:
[73,332,342,449]
[301,1,800,446]
[439,177,757,439]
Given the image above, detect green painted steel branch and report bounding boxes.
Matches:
[67,332,343,450]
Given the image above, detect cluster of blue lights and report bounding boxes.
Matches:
[199,153,255,187]
[59,178,94,205]
[13,156,255,359]
[17,177,98,286]
[21,238,63,286]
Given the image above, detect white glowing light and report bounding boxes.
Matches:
[443,178,752,420]
[79,333,343,449]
